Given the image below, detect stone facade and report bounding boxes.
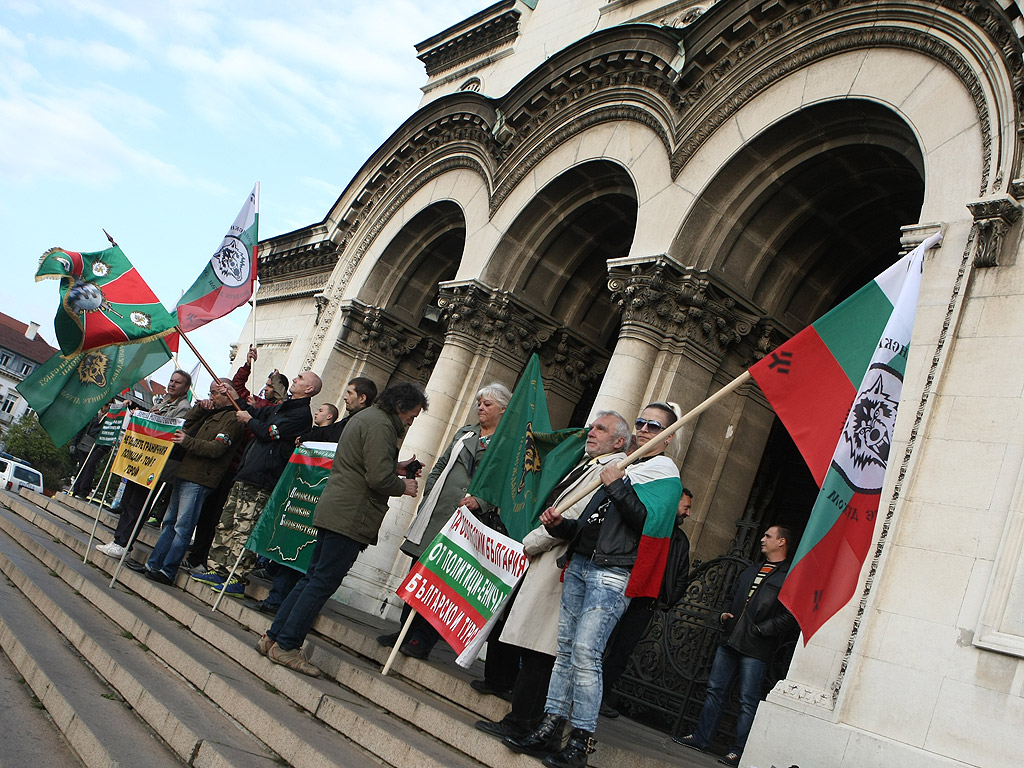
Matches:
[237,2,1024,766]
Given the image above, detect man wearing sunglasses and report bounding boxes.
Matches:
[507,403,683,768]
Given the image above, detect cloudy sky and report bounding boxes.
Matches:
[1,0,483,393]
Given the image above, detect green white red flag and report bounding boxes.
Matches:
[750,232,941,641]
[176,184,260,332]
[36,244,177,356]
[110,410,184,488]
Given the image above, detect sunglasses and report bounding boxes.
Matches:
[635,418,665,433]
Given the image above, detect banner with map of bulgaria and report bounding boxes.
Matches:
[97,402,129,446]
[110,411,184,487]
[398,506,528,667]
[245,442,334,571]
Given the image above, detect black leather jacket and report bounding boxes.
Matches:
[721,559,798,662]
[547,476,647,569]
[233,397,313,489]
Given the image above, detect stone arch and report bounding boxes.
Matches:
[480,159,639,424]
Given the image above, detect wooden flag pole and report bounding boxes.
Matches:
[552,370,752,514]
[175,326,244,411]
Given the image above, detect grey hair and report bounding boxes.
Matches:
[594,410,631,444]
[476,382,512,410]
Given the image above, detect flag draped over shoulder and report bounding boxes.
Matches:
[36,245,177,356]
[176,183,260,332]
[468,354,588,542]
[750,232,939,641]
[16,337,173,447]
[625,457,682,598]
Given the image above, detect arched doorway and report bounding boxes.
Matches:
[613,99,926,739]
[482,160,638,425]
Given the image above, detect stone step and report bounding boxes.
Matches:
[1,492,485,768]
[0,521,282,768]
[0,548,184,768]
[8,489,703,768]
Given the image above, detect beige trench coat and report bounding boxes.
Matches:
[499,451,627,656]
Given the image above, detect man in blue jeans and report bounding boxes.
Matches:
[673,525,798,767]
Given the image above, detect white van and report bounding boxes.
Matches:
[0,456,44,494]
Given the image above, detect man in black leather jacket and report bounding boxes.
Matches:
[674,525,798,767]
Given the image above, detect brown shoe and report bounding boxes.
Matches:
[255,634,273,656]
[267,643,321,677]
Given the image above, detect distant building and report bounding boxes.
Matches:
[0,312,57,433]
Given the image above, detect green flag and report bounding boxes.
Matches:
[246,442,335,570]
[468,354,588,542]
[15,337,173,447]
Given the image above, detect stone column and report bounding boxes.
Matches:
[338,280,556,614]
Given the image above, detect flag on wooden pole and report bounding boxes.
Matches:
[749,232,940,641]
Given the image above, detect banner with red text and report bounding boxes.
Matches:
[397,506,528,666]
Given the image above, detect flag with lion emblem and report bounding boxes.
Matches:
[16,337,173,447]
[36,244,178,356]
[176,183,260,332]
[467,354,588,542]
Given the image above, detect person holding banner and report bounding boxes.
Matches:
[378,382,512,661]
[233,344,287,407]
[96,370,192,559]
[128,379,244,584]
[476,411,630,741]
[257,382,428,677]
[507,403,682,768]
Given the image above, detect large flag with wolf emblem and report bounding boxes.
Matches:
[468,354,588,542]
[35,244,178,356]
[750,231,939,641]
[176,184,260,332]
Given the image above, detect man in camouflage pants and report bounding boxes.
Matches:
[192,370,322,596]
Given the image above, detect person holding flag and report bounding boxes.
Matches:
[507,402,682,768]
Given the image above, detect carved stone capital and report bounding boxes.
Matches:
[541,329,609,392]
[967,195,1022,267]
[336,300,422,366]
[607,256,761,359]
[437,280,556,365]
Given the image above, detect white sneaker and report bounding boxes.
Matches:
[96,542,127,558]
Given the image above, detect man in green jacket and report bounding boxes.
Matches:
[258,382,428,677]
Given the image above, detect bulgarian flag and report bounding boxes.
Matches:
[750,231,941,641]
[625,458,683,598]
[176,183,260,332]
[36,244,177,357]
[110,409,184,488]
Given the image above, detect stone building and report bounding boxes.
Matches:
[239,2,1024,766]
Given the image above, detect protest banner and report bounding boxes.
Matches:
[110,410,183,488]
[397,506,528,667]
[245,442,334,571]
[97,402,129,446]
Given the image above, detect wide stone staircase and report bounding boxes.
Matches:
[0,487,711,768]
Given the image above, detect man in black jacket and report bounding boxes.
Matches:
[674,525,798,767]
[191,370,321,594]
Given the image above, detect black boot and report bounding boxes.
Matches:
[504,713,566,756]
[542,728,595,768]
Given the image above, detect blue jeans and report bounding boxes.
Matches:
[692,644,767,753]
[267,529,366,651]
[544,558,631,732]
[147,479,211,578]
[263,566,303,610]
